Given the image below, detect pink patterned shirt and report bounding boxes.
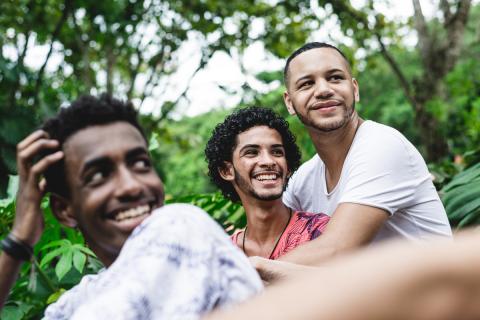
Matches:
[231,211,330,260]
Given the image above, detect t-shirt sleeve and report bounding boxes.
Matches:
[339,133,430,215]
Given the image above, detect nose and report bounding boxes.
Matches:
[258,151,276,168]
[114,166,143,200]
[314,79,334,99]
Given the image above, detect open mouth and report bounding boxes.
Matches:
[113,204,152,222]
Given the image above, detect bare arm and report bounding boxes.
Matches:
[281,202,388,265]
[0,131,63,309]
[206,231,480,320]
[249,203,388,282]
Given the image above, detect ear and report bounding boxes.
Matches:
[352,77,360,102]
[218,161,234,181]
[50,193,78,228]
[283,90,296,115]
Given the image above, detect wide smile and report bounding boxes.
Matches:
[252,171,283,185]
[105,202,157,233]
[114,204,151,222]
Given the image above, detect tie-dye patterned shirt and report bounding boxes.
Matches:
[44,204,262,320]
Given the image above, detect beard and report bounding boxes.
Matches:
[233,168,284,201]
[295,99,356,133]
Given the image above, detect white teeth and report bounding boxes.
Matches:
[114,205,150,221]
[255,174,277,181]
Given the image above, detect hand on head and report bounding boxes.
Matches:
[12,130,64,246]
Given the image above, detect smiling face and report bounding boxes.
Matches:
[57,121,164,266]
[284,48,360,132]
[221,126,289,203]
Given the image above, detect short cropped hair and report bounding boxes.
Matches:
[205,107,301,202]
[42,94,146,197]
[283,42,351,87]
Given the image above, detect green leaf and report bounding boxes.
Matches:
[39,246,69,268]
[0,306,24,320]
[72,251,87,273]
[443,163,480,192]
[55,249,73,280]
[73,244,96,257]
[46,288,66,305]
[148,132,160,151]
[6,175,18,199]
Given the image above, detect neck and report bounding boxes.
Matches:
[242,198,291,244]
[87,242,117,268]
[308,114,363,191]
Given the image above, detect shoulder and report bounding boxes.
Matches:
[131,204,217,238]
[355,121,417,153]
[349,121,425,170]
[288,154,323,185]
[230,229,243,245]
[296,154,323,172]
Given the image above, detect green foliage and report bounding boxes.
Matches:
[0,178,102,319]
[441,162,480,229]
[1,1,480,317]
[0,177,244,318]
[167,193,246,234]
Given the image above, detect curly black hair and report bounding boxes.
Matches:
[205,106,301,202]
[42,94,146,197]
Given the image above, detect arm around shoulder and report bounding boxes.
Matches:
[279,202,389,266]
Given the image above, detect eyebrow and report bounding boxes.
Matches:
[238,143,284,152]
[125,146,149,159]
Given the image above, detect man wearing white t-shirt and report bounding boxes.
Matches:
[253,42,451,272]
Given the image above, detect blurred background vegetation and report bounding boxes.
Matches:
[1,0,479,318]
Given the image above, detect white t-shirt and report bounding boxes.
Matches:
[283,121,452,242]
[44,204,262,319]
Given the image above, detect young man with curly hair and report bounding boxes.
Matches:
[205,107,329,263]
[0,94,261,319]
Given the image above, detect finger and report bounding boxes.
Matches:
[17,139,60,170]
[17,130,49,151]
[38,178,47,193]
[30,151,64,179]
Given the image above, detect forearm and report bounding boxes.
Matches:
[278,239,339,266]
[205,232,480,320]
[280,203,389,266]
[0,252,23,309]
[250,257,320,285]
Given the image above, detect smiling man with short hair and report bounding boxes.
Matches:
[0,94,261,319]
[271,42,452,268]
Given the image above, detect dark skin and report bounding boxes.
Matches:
[0,130,63,308]
[1,122,164,309]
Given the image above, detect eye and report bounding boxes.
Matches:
[272,148,285,157]
[328,74,344,82]
[132,158,151,171]
[243,149,258,157]
[298,80,313,89]
[85,169,108,185]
